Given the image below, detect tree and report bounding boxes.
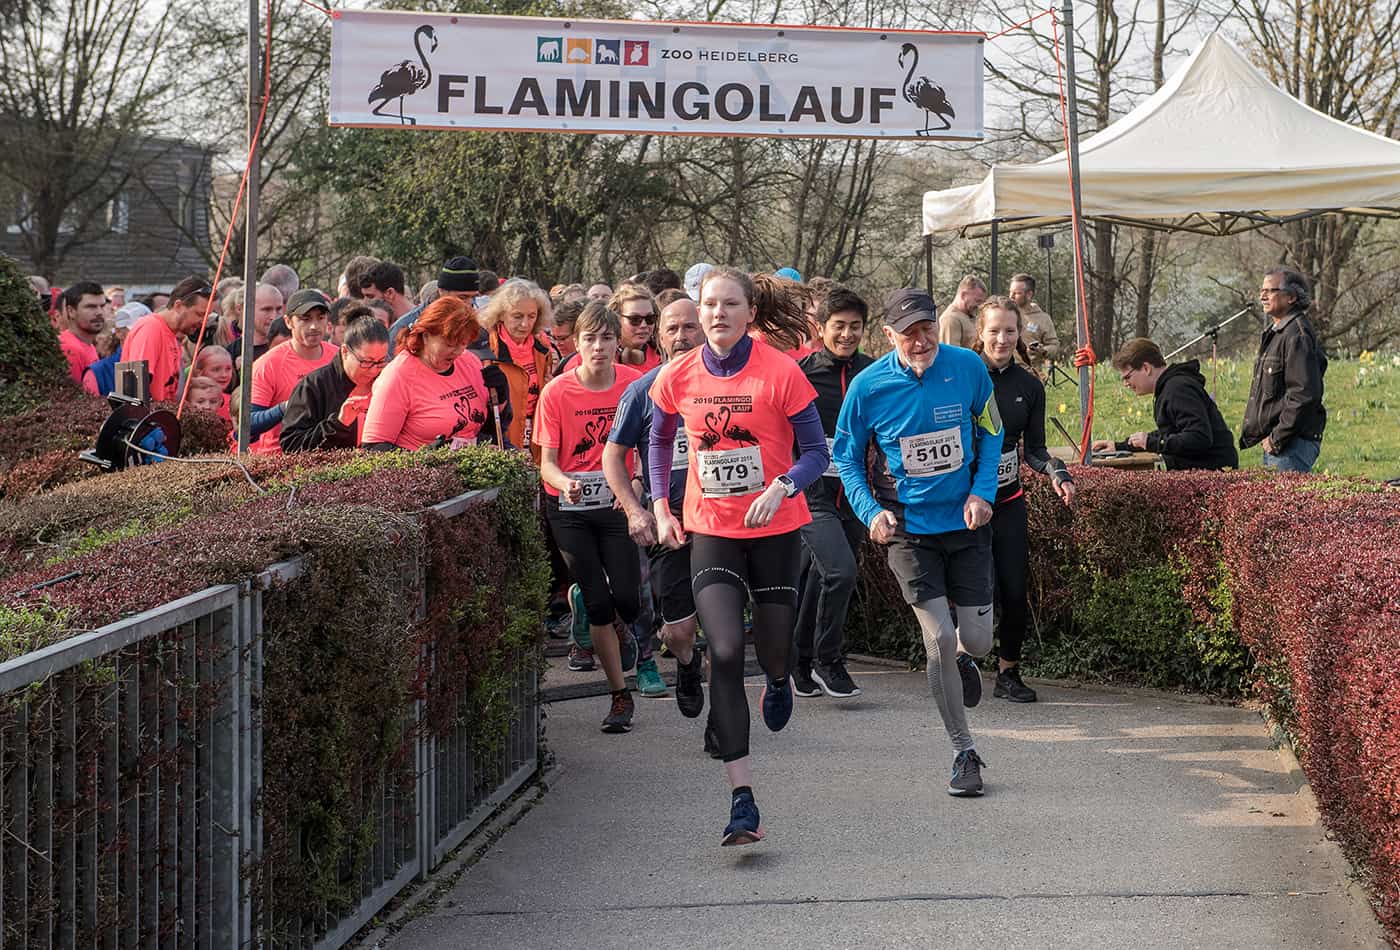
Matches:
[0,0,174,280]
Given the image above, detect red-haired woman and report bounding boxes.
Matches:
[362,296,498,451]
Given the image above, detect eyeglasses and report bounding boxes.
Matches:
[622,313,656,325]
[1259,288,1289,295]
[349,351,390,368]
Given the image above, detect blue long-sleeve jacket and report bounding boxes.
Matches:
[833,346,1003,535]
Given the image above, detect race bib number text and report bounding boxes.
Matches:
[560,470,614,511]
[899,428,964,477]
[997,449,1020,487]
[672,431,690,471]
[696,447,765,497]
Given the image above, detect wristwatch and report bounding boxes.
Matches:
[774,474,798,498]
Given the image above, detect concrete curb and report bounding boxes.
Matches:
[353,763,560,949]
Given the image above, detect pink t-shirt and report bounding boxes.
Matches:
[123,315,183,400]
[58,330,98,385]
[249,342,338,454]
[362,350,491,451]
[533,365,640,498]
[650,339,816,539]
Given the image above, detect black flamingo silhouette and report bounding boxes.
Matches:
[898,43,955,136]
[368,25,437,126]
[717,407,757,445]
[571,419,599,457]
[698,412,724,450]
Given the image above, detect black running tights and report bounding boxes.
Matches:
[990,495,1029,663]
[690,531,802,763]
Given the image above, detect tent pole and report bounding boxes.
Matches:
[236,0,261,455]
[989,219,999,293]
[1061,0,1092,463]
[923,233,933,295]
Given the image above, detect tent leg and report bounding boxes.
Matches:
[990,219,1000,293]
[923,233,933,296]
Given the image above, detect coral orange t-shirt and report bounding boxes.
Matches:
[249,341,338,454]
[650,339,816,539]
[58,330,98,385]
[123,314,184,401]
[362,350,491,451]
[534,365,640,501]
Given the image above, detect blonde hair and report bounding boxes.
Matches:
[479,278,553,334]
[972,295,1031,365]
[185,375,223,406]
[216,288,243,346]
[607,282,658,316]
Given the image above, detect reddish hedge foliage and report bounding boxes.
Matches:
[1024,467,1400,935]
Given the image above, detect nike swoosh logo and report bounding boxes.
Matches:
[977,607,991,616]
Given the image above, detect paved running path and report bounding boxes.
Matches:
[390,662,1384,950]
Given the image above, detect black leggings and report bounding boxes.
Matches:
[546,496,641,627]
[990,494,1029,663]
[691,531,802,763]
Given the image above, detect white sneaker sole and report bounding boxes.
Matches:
[811,669,862,699]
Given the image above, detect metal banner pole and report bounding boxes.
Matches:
[1061,0,1092,463]
[237,0,261,455]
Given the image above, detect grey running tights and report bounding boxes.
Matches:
[912,597,993,753]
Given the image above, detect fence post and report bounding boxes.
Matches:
[210,586,244,945]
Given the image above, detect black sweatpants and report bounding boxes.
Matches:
[990,494,1029,663]
[546,495,641,627]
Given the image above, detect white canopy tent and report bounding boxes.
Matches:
[921,33,1400,238]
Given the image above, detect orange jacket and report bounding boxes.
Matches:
[477,327,558,462]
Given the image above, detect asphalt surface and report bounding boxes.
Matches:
[389,660,1384,950]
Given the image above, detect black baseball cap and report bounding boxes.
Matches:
[286,288,332,316]
[883,289,938,332]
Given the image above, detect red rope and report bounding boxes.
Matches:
[177,0,274,421]
[294,0,332,18]
[986,7,1055,41]
[1049,6,1095,461]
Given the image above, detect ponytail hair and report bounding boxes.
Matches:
[697,266,809,351]
[973,295,1032,366]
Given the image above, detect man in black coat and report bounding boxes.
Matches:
[1093,337,1238,471]
[1239,267,1328,472]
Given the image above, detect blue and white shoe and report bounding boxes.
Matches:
[722,790,764,846]
[760,676,793,732]
[617,622,638,673]
[568,584,592,650]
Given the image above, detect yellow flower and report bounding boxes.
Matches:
[1058,403,1067,415]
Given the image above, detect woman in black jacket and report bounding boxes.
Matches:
[1092,337,1239,471]
[279,310,389,452]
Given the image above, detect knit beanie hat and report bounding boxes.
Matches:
[438,257,480,293]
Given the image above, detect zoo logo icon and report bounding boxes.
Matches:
[595,39,620,64]
[536,36,562,62]
[566,38,592,63]
[623,40,648,66]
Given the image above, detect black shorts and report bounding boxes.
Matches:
[647,541,695,625]
[885,525,992,606]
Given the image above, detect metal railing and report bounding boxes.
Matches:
[0,487,540,949]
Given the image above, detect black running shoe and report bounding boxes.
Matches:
[812,660,862,698]
[721,790,764,846]
[956,652,983,708]
[760,677,793,732]
[567,644,595,672]
[948,749,986,797]
[994,666,1038,703]
[675,652,705,719]
[601,690,634,733]
[703,719,722,758]
[792,661,822,698]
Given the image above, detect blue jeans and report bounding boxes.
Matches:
[1264,437,1321,473]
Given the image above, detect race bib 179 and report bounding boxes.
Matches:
[696,447,765,497]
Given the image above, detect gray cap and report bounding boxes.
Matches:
[883,288,938,332]
[286,288,332,316]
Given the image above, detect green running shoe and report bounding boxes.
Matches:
[635,658,668,697]
[568,583,592,650]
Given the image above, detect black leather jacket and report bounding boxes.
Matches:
[1239,312,1327,450]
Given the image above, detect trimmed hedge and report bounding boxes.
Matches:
[848,466,1400,936]
[0,446,550,939]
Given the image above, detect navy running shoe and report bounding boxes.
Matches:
[956,652,983,708]
[721,790,764,846]
[760,676,793,732]
[948,749,986,797]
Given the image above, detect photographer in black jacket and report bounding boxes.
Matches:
[1240,267,1327,472]
[280,310,390,452]
[1092,338,1238,471]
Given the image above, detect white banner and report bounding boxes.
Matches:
[329,11,983,140]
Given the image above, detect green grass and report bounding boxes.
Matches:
[1045,354,1400,480]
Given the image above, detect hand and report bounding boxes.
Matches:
[1028,340,1044,352]
[1054,478,1076,507]
[655,505,687,550]
[1072,345,1097,368]
[625,508,657,546]
[743,481,787,529]
[1091,439,1114,453]
[563,479,582,505]
[337,394,371,426]
[869,510,897,544]
[964,495,993,530]
[1127,431,1149,451]
[1261,436,1275,454]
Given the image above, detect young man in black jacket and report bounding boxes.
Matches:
[1092,337,1239,470]
[1239,267,1327,472]
[793,287,876,699]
